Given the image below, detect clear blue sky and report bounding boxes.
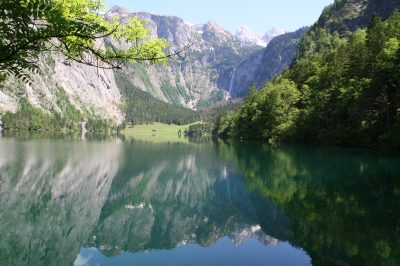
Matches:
[105,0,334,34]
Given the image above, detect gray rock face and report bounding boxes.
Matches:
[105,6,267,108]
[235,26,286,47]
[320,0,400,36]
[261,27,287,44]
[0,4,303,117]
[251,27,309,92]
[106,6,301,104]
[227,27,308,97]
[236,26,268,46]
[0,51,124,124]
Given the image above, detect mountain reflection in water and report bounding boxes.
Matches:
[1,131,399,266]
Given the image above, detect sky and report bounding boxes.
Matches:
[105,0,334,35]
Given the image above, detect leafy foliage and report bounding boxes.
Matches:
[185,123,212,136]
[215,10,400,150]
[0,0,175,82]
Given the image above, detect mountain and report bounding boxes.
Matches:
[106,6,303,103]
[318,0,400,36]
[105,6,265,109]
[251,27,309,91]
[296,0,400,60]
[0,5,306,127]
[236,26,268,46]
[261,27,287,44]
[224,27,308,98]
[0,51,124,124]
[216,0,400,149]
[235,26,286,47]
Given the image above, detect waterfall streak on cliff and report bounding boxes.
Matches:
[226,68,236,101]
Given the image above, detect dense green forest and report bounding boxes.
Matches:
[213,10,400,150]
[114,71,201,126]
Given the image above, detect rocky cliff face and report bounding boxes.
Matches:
[105,6,267,109]
[106,6,304,104]
[235,26,286,47]
[0,4,302,119]
[318,0,400,36]
[224,27,308,97]
[0,51,124,124]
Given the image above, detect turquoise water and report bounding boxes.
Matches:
[0,131,399,265]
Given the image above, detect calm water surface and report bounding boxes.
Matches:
[0,131,399,266]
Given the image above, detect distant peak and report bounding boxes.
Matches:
[235,25,267,47]
[261,27,286,43]
[106,5,131,17]
[205,21,225,31]
[237,25,253,31]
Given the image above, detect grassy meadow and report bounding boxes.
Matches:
[120,122,201,143]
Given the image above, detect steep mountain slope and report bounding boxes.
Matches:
[106,6,306,103]
[226,27,308,97]
[261,27,287,44]
[216,0,400,149]
[106,6,264,109]
[319,0,400,35]
[1,4,305,126]
[296,0,400,59]
[0,52,124,124]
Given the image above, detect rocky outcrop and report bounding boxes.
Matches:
[106,6,299,103]
[226,27,308,97]
[251,27,309,91]
[105,6,268,108]
[319,0,400,36]
[261,27,287,44]
[0,52,124,124]
[236,26,286,47]
[0,4,303,116]
[236,26,268,46]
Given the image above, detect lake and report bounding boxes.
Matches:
[0,130,399,266]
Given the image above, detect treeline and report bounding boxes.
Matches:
[2,96,123,132]
[185,123,213,136]
[200,98,243,122]
[213,11,400,150]
[1,98,83,131]
[115,71,201,125]
[85,118,126,132]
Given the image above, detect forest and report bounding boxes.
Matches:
[213,10,400,150]
[114,71,201,126]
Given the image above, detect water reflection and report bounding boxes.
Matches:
[87,139,288,258]
[0,133,122,266]
[1,132,399,265]
[225,141,400,266]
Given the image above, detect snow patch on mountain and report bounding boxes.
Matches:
[262,27,287,43]
[235,26,287,47]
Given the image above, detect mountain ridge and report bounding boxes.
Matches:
[1,4,308,127]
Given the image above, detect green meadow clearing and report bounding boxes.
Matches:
[120,122,204,143]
